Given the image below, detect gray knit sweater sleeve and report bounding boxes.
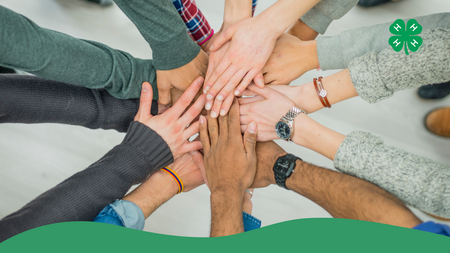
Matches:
[349,28,450,103]
[0,121,174,242]
[334,131,450,218]
[300,0,358,34]
[113,0,200,70]
[317,13,450,70]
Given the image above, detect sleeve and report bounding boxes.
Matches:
[113,0,200,71]
[299,0,358,35]
[317,13,450,70]
[94,200,145,230]
[0,122,173,242]
[348,28,450,104]
[243,212,262,232]
[0,75,138,133]
[334,131,450,219]
[172,0,213,45]
[413,221,450,237]
[0,5,157,100]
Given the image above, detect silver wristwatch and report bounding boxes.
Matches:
[275,106,306,141]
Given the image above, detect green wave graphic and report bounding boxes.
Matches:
[0,218,448,252]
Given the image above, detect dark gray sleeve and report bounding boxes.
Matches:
[0,5,158,100]
[0,121,174,242]
[0,75,138,133]
[317,12,450,70]
[113,0,200,70]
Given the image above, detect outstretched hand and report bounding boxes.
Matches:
[135,77,205,159]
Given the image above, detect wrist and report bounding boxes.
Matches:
[296,82,323,113]
[285,159,307,191]
[211,189,245,206]
[223,0,253,27]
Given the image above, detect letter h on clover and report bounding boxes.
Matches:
[389,19,423,55]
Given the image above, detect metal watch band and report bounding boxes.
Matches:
[282,106,306,122]
[273,154,302,190]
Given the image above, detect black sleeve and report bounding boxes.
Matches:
[0,75,139,132]
[0,121,174,242]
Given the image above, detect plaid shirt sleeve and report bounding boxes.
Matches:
[172,0,258,46]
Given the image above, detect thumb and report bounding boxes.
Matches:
[243,122,257,156]
[253,71,265,88]
[157,78,172,106]
[136,82,154,119]
[190,151,209,189]
[210,26,236,52]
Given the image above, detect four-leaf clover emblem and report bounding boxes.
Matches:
[388,19,423,55]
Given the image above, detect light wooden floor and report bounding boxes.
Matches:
[0,0,449,237]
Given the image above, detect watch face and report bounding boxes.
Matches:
[276,121,291,139]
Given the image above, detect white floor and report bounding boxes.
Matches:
[0,0,449,237]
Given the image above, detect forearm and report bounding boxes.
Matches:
[113,0,200,70]
[122,171,177,218]
[223,0,254,27]
[210,191,245,237]
[349,28,450,103]
[257,0,320,36]
[0,5,157,100]
[0,122,173,242]
[287,19,319,41]
[0,75,138,133]
[334,131,450,218]
[286,161,422,228]
[317,12,450,70]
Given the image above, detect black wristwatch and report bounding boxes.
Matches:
[273,154,302,190]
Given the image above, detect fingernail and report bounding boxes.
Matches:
[205,86,210,92]
[207,94,213,100]
[217,95,224,101]
[190,150,197,156]
[203,89,207,94]
[248,122,256,134]
[205,103,212,110]
[220,110,226,116]
[142,84,148,93]
[210,111,217,118]
[199,115,205,124]
[210,44,214,50]
[234,90,240,96]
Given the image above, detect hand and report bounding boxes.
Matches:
[134,78,205,159]
[204,16,277,117]
[262,34,319,85]
[286,19,319,41]
[156,50,209,105]
[238,85,296,141]
[199,99,258,194]
[250,141,287,188]
[122,152,205,218]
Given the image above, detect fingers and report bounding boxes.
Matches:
[199,115,210,154]
[179,141,202,155]
[253,71,265,88]
[210,25,235,52]
[207,112,219,147]
[210,96,223,119]
[182,121,200,140]
[207,65,239,101]
[228,99,241,136]
[239,103,251,116]
[205,58,232,99]
[220,92,235,116]
[237,95,264,105]
[171,77,203,117]
[179,94,206,125]
[190,150,208,188]
[243,122,258,156]
[240,89,257,97]
[218,69,248,100]
[135,82,154,120]
[218,111,229,143]
[235,69,259,96]
[247,84,272,99]
[157,79,172,106]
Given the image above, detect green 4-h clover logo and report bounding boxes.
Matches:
[388,19,423,55]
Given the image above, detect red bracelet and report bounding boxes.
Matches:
[313,77,331,108]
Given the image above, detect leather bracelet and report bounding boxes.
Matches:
[313,77,327,108]
[317,77,331,108]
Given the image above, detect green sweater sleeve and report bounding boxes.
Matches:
[113,0,201,70]
[317,12,450,70]
[0,5,157,100]
[348,28,450,103]
[334,131,450,218]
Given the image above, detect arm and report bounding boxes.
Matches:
[0,6,156,100]
[204,0,321,117]
[0,75,138,133]
[0,79,205,242]
[199,100,258,237]
[251,141,422,228]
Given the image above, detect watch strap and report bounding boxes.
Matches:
[273,154,302,190]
